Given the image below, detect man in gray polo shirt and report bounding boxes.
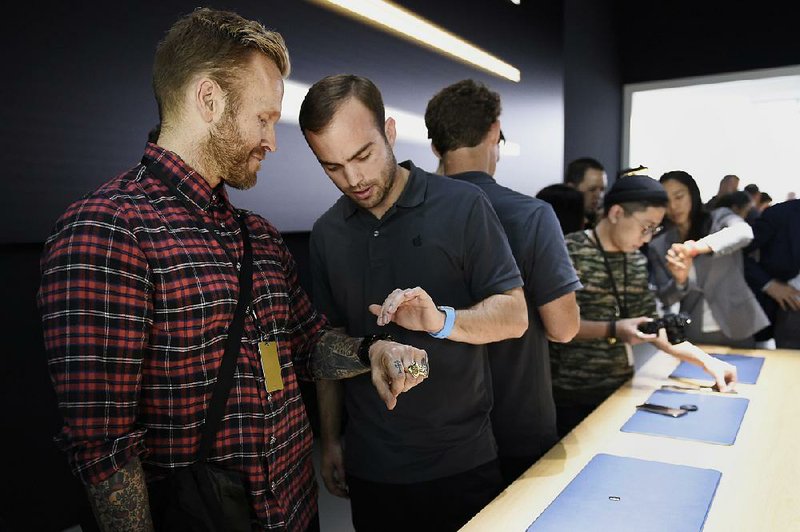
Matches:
[299,75,528,531]
[426,79,582,485]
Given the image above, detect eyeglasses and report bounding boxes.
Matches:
[629,213,663,237]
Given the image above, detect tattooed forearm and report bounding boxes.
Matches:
[311,330,370,379]
[85,456,154,532]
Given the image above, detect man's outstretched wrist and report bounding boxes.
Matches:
[357,334,393,366]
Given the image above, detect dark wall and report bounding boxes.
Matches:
[563,0,622,179]
[401,0,566,188]
[0,244,96,531]
[620,1,800,84]
[1,0,563,243]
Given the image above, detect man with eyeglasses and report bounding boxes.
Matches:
[631,213,664,237]
[550,175,737,436]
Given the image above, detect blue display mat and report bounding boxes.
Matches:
[670,353,765,384]
[621,389,749,445]
[528,454,721,531]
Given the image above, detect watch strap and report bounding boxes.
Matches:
[429,305,456,339]
[358,333,394,367]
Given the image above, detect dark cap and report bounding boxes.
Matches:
[603,175,668,210]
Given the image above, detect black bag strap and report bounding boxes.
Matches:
[196,220,252,461]
[142,157,254,462]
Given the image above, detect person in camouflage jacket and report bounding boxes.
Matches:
[550,175,737,436]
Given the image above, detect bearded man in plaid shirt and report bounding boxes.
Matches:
[37,8,428,531]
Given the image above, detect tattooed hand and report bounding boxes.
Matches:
[310,330,429,410]
[368,340,429,410]
[85,456,154,532]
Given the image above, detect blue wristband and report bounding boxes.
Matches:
[429,305,455,339]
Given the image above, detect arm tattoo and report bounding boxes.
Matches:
[393,360,403,376]
[85,456,154,532]
[311,329,371,380]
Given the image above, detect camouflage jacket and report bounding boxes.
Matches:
[550,230,657,406]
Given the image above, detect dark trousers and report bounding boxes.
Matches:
[556,403,597,438]
[148,477,319,532]
[775,309,800,349]
[305,513,320,532]
[498,455,538,487]
[346,460,504,532]
[754,324,774,342]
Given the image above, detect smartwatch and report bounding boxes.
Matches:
[429,306,456,339]
[607,318,618,345]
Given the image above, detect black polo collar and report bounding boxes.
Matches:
[341,160,427,219]
[448,170,497,186]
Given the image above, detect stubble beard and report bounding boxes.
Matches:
[355,143,398,210]
[202,109,258,191]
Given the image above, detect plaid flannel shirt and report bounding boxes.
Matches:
[38,143,327,530]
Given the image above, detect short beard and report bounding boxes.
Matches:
[202,108,257,191]
[368,140,398,209]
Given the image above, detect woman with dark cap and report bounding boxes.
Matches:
[647,171,769,347]
[550,175,737,435]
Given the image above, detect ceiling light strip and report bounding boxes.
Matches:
[313,0,521,82]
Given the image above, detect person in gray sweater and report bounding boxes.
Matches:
[647,171,769,347]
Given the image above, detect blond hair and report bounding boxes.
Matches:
[153,7,290,124]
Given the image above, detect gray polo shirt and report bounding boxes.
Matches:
[450,171,582,458]
[310,161,522,484]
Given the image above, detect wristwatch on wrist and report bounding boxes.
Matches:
[429,305,456,339]
[607,319,618,345]
[357,333,394,367]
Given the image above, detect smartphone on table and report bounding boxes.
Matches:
[636,403,688,418]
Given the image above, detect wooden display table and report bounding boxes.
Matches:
[462,347,800,531]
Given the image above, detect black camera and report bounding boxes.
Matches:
[638,312,692,344]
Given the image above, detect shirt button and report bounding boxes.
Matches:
[270,482,277,492]
[373,230,379,237]
[270,435,276,445]
[267,393,272,401]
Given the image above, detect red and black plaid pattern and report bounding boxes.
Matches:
[38,143,327,530]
